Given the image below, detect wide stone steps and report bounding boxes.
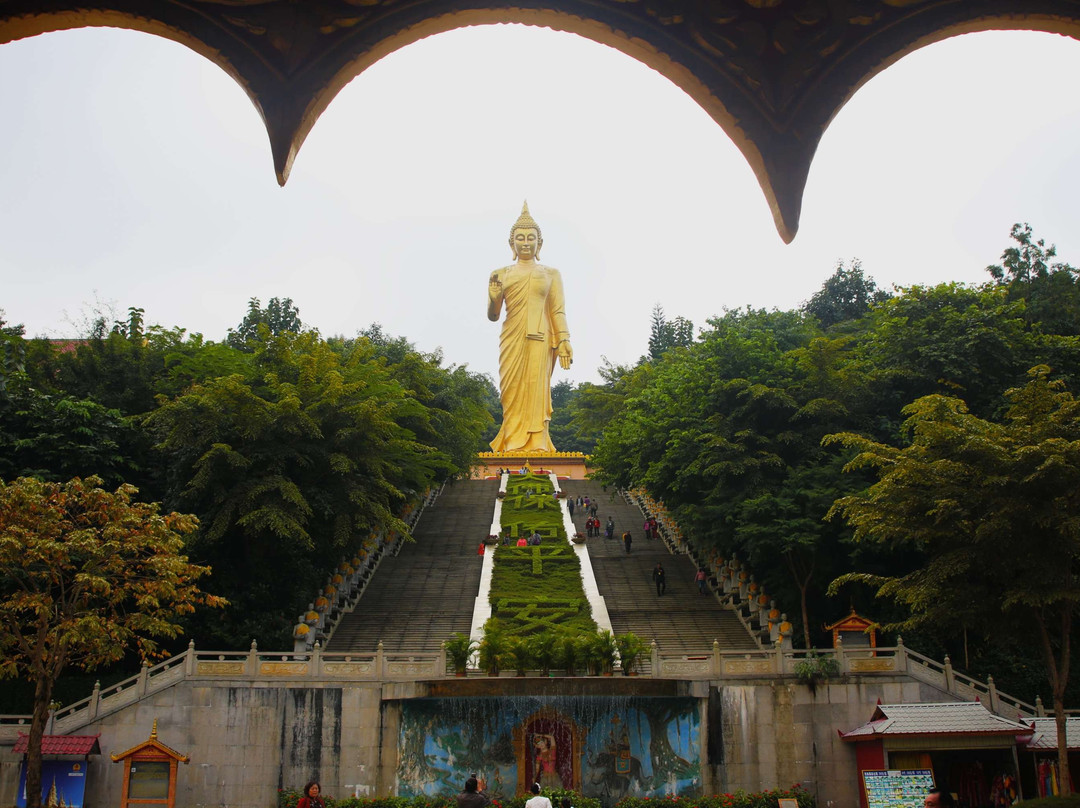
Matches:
[326,476,758,657]
[324,479,498,653]
[561,480,759,655]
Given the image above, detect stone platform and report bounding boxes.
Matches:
[473,451,589,479]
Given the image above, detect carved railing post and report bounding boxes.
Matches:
[438,642,447,677]
[185,639,196,677]
[650,640,659,678]
[987,675,999,714]
[1036,695,1046,717]
[377,641,386,679]
[774,638,784,674]
[895,636,907,672]
[89,680,101,721]
[312,642,323,677]
[712,639,721,677]
[834,636,846,674]
[137,661,150,697]
[943,655,955,693]
[247,639,259,676]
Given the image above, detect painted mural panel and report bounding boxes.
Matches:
[397,696,699,802]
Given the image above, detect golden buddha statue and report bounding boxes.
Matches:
[487,202,573,453]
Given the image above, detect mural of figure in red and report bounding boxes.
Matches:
[526,719,573,791]
[534,734,561,790]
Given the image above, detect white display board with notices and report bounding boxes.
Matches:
[862,769,936,808]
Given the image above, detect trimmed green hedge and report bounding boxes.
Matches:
[489,473,594,636]
[501,473,567,541]
[614,785,815,808]
[278,789,603,808]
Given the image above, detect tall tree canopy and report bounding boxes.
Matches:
[826,366,1080,792]
[226,296,304,350]
[0,475,222,808]
[146,328,491,646]
[803,259,890,329]
[580,226,1080,657]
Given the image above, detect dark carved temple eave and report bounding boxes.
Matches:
[2,1,1079,241]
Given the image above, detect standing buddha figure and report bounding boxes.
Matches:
[487,202,573,452]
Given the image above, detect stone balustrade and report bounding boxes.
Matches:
[1,636,1042,745]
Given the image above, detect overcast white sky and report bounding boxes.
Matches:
[0,25,1077,383]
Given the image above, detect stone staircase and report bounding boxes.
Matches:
[324,479,499,653]
[561,481,759,654]
[326,477,758,656]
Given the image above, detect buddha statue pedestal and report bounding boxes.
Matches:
[474,451,589,480]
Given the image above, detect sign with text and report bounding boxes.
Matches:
[862,769,936,808]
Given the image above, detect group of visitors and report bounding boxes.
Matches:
[642,517,659,540]
[451,776,572,808]
[512,530,543,547]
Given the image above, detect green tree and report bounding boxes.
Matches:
[0,476,223,808]
[146,331,473,645]
[987,223,1080,337]
[803,260,890,329]
[226,297,304,350]
[854,282,1049,421]
[0,374,137,486]
[826,366,1080,793]
[0,309,26,395]
[646,304,694,361]
[548,380,595,454]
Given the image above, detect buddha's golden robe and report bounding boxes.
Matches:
[488,262,570,453]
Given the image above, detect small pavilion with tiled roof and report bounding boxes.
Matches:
[824,609,878,651]
[842,702,1033,808]
[109,721,189,808]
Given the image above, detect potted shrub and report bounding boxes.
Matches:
[478,626,509,676]
[572,532,586,544]
[527,630,558,677]
[504,635,534,676]
[555,629,585,676]
[586,630,617,675]
[616,632,648,676]
[445,633,476,676]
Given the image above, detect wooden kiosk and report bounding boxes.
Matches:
[110,720,188,808]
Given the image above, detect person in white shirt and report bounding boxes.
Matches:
[525,783,552,808]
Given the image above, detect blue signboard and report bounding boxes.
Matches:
[17,760,88,808]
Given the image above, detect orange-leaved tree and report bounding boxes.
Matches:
[0,476,225,808]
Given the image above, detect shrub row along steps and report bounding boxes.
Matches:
[324,479,500,652]
[561,480,759,655]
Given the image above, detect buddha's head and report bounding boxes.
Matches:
[509,201,543,259]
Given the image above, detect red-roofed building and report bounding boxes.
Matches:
[12,735,100,757]
[842,703,1032,808]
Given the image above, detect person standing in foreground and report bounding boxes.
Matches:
[525,783,552,808]
[457,777,490,808]
[297,782,325,808]
[487,202,573,453]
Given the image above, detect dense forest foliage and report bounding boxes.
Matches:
[0,298,495,653]
[561,224,1080,706]
[3,224,1080,713]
